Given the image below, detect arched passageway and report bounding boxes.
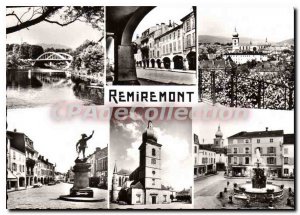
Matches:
[163,57,171,69]
[173,55,183,69]
[150,59,155,68]
[156,59,161,68]
[187,51,196,70]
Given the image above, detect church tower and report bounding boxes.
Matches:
[213,125,224,148]
[232,27,239,52]
[138,120,162,190]
[111,162,119,202]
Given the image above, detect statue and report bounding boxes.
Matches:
[76,130,94,159]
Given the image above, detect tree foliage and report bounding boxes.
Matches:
[6,6,104,34]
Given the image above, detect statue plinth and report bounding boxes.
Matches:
[69,158,93,198]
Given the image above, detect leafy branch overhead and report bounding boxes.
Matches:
[6,6,104,34]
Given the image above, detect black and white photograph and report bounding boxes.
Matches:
[6,107,108,209]
[106,6,197,85]
[193,109,294,209]
[197,8,294,110]
[6,6,105,108]
[109,107,193,209]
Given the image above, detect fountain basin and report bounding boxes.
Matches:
[234,183,283,201]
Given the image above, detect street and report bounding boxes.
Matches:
[7,183,108,209]
[110,202,193,209]
[194,172,295,209]
[136,68,197,85]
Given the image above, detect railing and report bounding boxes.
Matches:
[199,68,294,110]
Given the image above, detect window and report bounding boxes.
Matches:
[178,40,181,50]
[187,34,191,47]
[152,170,156,175]
[173,42,176,51]
[270,138,273,143]
[284,157,289,164]
[233,157,237,164]
[284,169,289,174]
[178,30,180,38]
[245,157,250,164]
[186,20,191,32]
[245,147,250,154]
[169,43,172,53]
[13,151,16,160]
[194,146,197,153]
[136,194,141,203]
[257,139,260,143]
[233,148,238,154]
[151,158,156,164]
[152,179,155,185]
[163,195,167,202]
[152,148,156,156]
[267,147,276,154]
[118,177,122,186]
[267,157,276,164]
[245,139,249,144]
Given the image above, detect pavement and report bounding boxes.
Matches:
[136,68,197,85]
[110,202,193,209]
[194,171,295,209]
[7,182,108,209]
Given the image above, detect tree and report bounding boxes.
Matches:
[6,6,104,34]
[29,45,44,59]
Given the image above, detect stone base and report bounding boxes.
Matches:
[70,188,94,198]
[59,195,105,202]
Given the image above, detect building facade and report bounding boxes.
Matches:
[228,128,293,178]
[6,130,55,191]
[282,134,294,178]
[87,146,108,188]
[134,10,196,71]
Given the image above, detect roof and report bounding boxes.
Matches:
[131,181,144,189]
[283,134,294,145]
[180,11,194,22]
[7,131,26,153]
[228,130,284,139]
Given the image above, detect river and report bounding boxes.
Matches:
[6,68,104,109]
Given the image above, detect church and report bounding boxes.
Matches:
[224,28,269,64]
[111,120,172,205]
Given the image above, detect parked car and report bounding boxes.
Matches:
[33,183,43,188]
[48,182,55,186]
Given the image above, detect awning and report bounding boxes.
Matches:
[7,170,17,181]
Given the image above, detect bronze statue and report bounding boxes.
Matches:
[76,131,94,159]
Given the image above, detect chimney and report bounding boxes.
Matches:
[161,23,166,34]
[266,127,269,132]
[168,20,172,27]
[156,23,159,30]
[14,129,17,132]
[96,147,101,152]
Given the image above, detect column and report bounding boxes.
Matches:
[170,61,174,70]
[184,59,189,70]
[117,45,139,84]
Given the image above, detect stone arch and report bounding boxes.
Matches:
[156,59,162,68]
[163,57,171,69]
[150,59,155,68]
[186,51,196,70]
[173,55,183,69]
[19,177,25,187]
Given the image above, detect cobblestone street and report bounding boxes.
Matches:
[7,183,108,209]
[194,171,295,209]
[136,68,197,85]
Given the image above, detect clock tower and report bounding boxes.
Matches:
[232,27,239,51]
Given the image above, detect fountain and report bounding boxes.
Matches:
[234,149,283,203]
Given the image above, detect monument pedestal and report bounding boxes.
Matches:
[59,158,105,202]
[69,159,93,198]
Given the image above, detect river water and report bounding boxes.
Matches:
[7,68,104,109]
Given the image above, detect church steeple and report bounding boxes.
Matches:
[113,161,117,173]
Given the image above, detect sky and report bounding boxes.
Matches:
[110,107,193,191]
[6,7,102,49]
[197,7,294,42]
[7,107,109,173]
[193,106,294,146]
[132,6,193,40]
